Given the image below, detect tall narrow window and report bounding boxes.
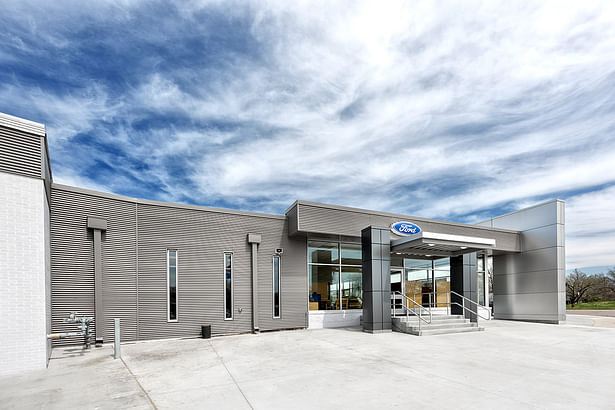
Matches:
[273,255,281,318]
[167,250,178,321]
[224,252,233,320]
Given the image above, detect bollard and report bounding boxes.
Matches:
[114,318,121,359]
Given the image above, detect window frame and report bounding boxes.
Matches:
[307,240,363,312]
[224,251,234,320]
[167,249,178,323]
[273,255,281,319]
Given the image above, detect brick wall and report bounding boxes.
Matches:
[0,172,48,375]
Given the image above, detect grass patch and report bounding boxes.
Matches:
[567,301,615,310]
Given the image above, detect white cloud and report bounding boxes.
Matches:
[565,186,615,269]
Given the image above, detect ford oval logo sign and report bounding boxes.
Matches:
[391,221,421,236]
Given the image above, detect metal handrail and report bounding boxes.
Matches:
[391,291,432,333]
[449,290,491,320]
[404,290,492,320]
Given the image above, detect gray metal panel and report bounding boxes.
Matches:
[495,247,564,275]
[493,269,565,295]
[521,224,565,251]
[50,187,137,345]
[293,202,520,252]
[0,125,43,179]
[493,292,564,322]
[287,204,298,236]
[481,200,562,231]
[50,184,307,345]
[137,203,307,339]
[491,200,565,322]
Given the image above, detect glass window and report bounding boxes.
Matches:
[273,256,280,318]
[340,243,362,266]
[308,241,339,265]
[167,250,178,321]
[341,266,362,309]
[477,255,485,306]
[308,241,362,311]
[224,252,233,320]
[404,258,432,270]
[309,265,340,310]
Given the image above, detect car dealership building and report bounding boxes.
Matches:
[0,112,566,375]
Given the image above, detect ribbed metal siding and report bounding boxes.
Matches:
[257,221,306,332]
[0,125,42,179]
[50,188,137,345]
[296,203,520,251]
[50,185,309,344]
[137,204,307,339]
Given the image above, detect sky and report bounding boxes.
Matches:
[0,0,614,272]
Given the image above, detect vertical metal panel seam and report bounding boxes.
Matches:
[135,202,139,340]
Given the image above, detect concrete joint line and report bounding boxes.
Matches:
[120,357,158,410]
[209,340,255,409]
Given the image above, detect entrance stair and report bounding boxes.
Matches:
[392,314,484,336]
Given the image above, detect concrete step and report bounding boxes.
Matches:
[392,315,484,336]
[402,322,478,332]
[392,314,465,321]
[393,317,469,325]
[414,326,485,336]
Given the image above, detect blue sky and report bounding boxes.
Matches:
[1,1,614,272]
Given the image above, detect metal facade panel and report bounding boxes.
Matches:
[50,188,137,345]
[295,203,520,252]
[51,185,308,345]
[491,200,565,322]
[0,126,42,179]
[136,203,307,339]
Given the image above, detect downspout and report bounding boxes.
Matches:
[247,233,262,333]
[87,216,107,346]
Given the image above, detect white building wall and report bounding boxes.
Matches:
[0,173,48,375]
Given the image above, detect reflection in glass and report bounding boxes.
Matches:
[341,266,362,309]
[308,241,339,264]
[224,253,233,319]
[309,265,340,310]
[477,255,485,306]
[273,256,280,317]
[341,243,362,266]
[168,250,177,320]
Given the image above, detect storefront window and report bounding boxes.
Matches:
[341,243,362,265]
[308,241,362,310]
[341,266,362,309]
[309,264,340,310]
[403,257,450,307]
[308,241,339,264]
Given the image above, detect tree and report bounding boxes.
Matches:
[607,268,615,291]
[566,269,594,307]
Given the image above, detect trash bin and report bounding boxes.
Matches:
[201,325,211,339]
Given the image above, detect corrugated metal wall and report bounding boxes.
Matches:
[294,202,521,251]
[0,125,43,179]
[50,188,137,345]
[50,185,307,345]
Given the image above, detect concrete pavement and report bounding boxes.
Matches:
[1,319,614,409]
[566,309,615,317]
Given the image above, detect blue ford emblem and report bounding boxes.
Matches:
[391,221,421,236]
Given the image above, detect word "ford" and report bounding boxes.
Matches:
[390,221,421,236]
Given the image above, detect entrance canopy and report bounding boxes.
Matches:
[390,231,496,258]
